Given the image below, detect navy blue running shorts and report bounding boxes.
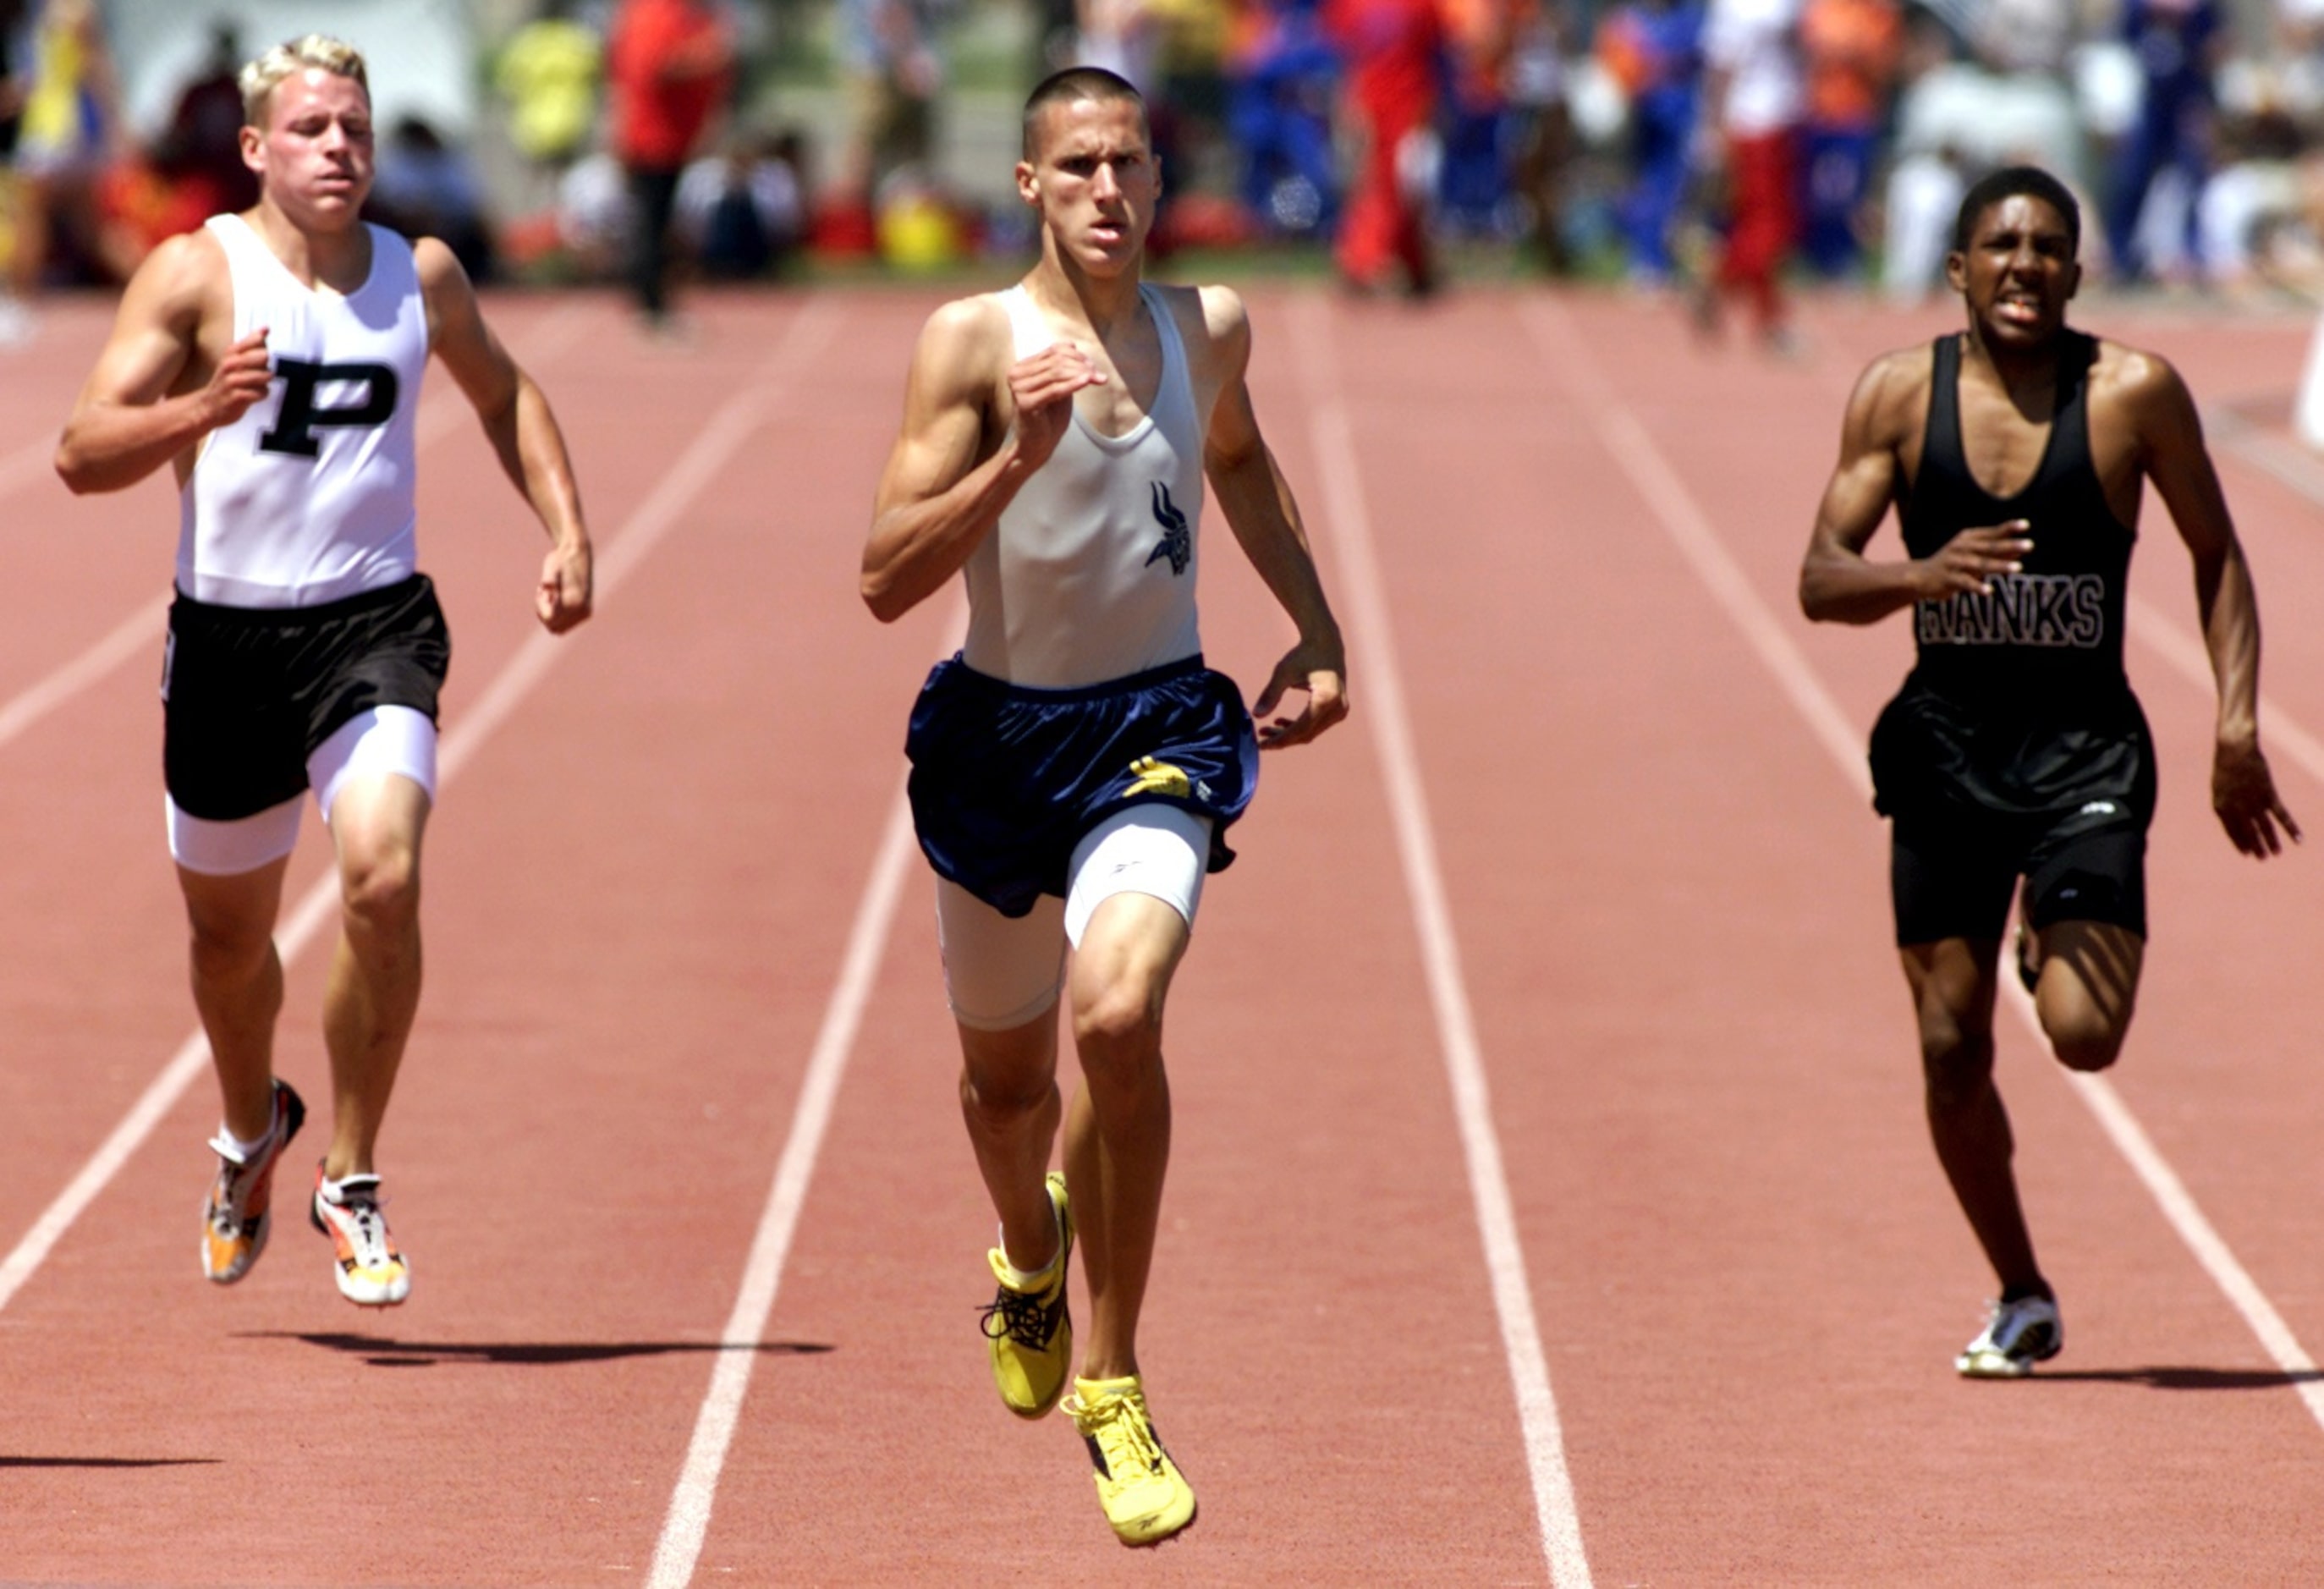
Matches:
[162,574,453,822]
[904,652,1259,919]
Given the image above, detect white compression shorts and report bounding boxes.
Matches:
[167,705,438,876]
[935,803,1213,1031]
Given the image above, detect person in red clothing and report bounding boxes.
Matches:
[606,0,733,330]
[1696,0,1802,350]
[1324,0,1444,296]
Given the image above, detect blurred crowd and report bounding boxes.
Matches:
[4,0,2324,345]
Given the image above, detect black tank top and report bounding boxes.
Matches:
[1869,332,2153,822]
[1898,330,2134,717]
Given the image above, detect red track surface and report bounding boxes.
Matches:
[2,281,2322,1585]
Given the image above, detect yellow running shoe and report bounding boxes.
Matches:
[1062,1375,1197,1546]
[980,1171,1074,1418]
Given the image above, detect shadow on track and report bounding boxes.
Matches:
[239,1331,835,1368]
[0,1455,220,1468]
[2022,1366,2324,1391]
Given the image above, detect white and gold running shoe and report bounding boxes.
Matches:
[310,1165,411,1307]
[1957,1295,2061,1377]
[201,1080,306,1284]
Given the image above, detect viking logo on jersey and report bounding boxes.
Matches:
[1917,573,2105,649]
[259,360,400,459]
[1146,481,1190,576]
[1124,756,1191,799]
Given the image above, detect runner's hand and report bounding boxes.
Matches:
[537,537,593,633]
[1915,520,2032,598]
[1006,344,1104,473]
[201,329,275,431]
[1252,641,1347,751]
[2214,739,2300,858]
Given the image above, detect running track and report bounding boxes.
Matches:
[2,280,2322,1585]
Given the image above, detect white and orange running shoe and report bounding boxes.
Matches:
[201,1080,307,1284]
[310,1165,411,1307]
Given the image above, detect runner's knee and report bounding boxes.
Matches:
[339,840,420,934]
[1917,1014,1996,1108]
[2043,1009,2125,1073]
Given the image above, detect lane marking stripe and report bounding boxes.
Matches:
[0,300,845,1319]
[642,783,920,1589]
[1291,294,1594,1589]
[1522,296,2324,1432]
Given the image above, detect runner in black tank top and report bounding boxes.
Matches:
[1871,327,2155,828]
[1799,167,2298,1382]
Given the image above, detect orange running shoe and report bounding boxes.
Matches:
[310,1165,411,1307]
[201,1080,306,1284]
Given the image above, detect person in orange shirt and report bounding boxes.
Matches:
[606,0,733,331]
[1798,0,1899,278]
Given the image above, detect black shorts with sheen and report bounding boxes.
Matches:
[162,575,452,822]
[1890,805,2148,947]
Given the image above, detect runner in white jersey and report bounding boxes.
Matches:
[863,65,1348,1547]
[56,35,592,1311]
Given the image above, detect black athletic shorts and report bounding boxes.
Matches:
[904,652,1259,919]
[1891,804,2147,946]
[162,574,452,822]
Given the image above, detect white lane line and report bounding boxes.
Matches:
[2207,404,2324,512]
[643,781,921,1589]
[0,297,611,761]
[1290,295,1593,1589]
[0,437,52,503]
[1522,295,2324,1432]
[0,298,847,1319]
[0,591,170,753]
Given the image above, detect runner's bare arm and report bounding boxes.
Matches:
[55,233,269,494]
[2128,349,2299,855]
[1799,352,2031,624]
[861,298,1101,622]
[1198,287,1346,750]
[419,239,593,633]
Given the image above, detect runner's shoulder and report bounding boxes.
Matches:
[1848,342,1937,443]
[912,293,1018,397]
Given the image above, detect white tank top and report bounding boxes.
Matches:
[179,215,428,608]
[962,283,1207,689]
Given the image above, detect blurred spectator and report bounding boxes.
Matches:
[1323,0,1446,296]
[823,0,945,253]
[1596,0,1706,284]
[496,1,605,212]
[1227,0,1338,237]
[558,148,633,278]
[1696,0,1803,350]
[163,21,255,218]
[2107,0,2224,284]
[0,0,29,344]
[1436,0,1513,238]
[1797,0,1901,278]
[1080,0,1165,89]
[12,0,122,296]
[607,0,734,331]
[369,116,496,283]
[1880,138,1965,301]
[1500,0,1578,271]
[677,127,805,278]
